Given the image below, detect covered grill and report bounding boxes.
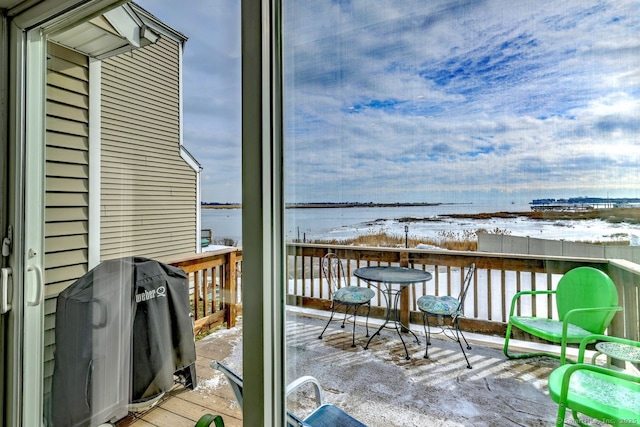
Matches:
[50,257,197,426]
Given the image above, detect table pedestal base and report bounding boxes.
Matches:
[364,287,419,360]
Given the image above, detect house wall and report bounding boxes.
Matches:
[41,34,196,407]
[100,36,197,260]
[43,41,90,398]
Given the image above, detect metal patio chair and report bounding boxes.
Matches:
[318,253,375,347]
[417,263,475,369]
[211,361,367,427]
[548,334,640,426]
[504,266,621,365]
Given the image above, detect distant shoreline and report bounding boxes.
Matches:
[202,202,461,209]
[285,202,455,209]
[201,204,640,225]
[202,204,241,209]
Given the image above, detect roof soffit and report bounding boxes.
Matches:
[47,3,161,59]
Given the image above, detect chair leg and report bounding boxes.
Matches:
[341,307,348,329]
[318,305,337,339]
[504,321,567,363]
[350,305,359,347]
[454,320,472,369]
[571,410,590,427]
[555,405,567,427]
[503,321,513,358]
[364,303,371,338]
[423,312,431,359]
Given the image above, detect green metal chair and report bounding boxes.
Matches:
[211,361,367,427]
[504,266,621,365]
[548,334,640,427]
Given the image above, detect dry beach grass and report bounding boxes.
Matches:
[308,208,639,249]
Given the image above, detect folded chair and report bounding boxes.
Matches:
[548,334,640,427]
[504,266,621,365]
[318,253,375,347]
[417,263,475,369]
[211,361,367,427]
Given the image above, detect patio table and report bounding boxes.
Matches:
[592,340,640,367]
[354,266,432,360]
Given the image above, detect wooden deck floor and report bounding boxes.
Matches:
[117,325,243,427]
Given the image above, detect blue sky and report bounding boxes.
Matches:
[139,1,640,206]
[137,0,242,203]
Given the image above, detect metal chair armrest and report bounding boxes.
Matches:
[286,375,324,406]
[508,290,556,317]
[560,363,640,399]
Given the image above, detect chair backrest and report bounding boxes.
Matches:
[555,266,619,333]
[455,263,476,315]
[321,253,347,294]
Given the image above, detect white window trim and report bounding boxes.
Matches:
[241,0,286,425]
[22,27,47,427]
[176,39,203,253]
[88,58,101,269]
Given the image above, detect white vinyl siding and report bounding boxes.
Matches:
[43,40,90,401]
[100,37,196,260]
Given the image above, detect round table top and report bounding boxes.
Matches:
[595,341,640,363]
[354,266,432,284]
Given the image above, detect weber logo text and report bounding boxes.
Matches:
[135,286,167,303]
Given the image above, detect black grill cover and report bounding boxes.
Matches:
[51,257,197,427]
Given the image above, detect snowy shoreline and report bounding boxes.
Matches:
[306,214,640,247]
[203,206,640,247]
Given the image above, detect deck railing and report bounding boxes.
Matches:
[286,243,640,342]
[168,248,243,335]
[166,243,639,344]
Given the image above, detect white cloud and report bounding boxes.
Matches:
[283,0,640,203]
[137,0,640,204]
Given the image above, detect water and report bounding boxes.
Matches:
[202,202,640,247]
[202,208,242,246]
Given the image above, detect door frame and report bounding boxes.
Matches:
[4,19,46,427]
[0,11,8,427]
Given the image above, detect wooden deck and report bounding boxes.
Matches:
[114,312,575,427]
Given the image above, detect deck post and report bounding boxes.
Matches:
[224,250,238,328]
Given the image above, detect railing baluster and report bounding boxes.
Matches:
[294,254,299,297]
[531,272,537,318]
[471,271,477,319]
[209,267,216,315]
[202,268,209,318]
[282,243,637,342]
[501,270,506,323]
[302,255,307,297]
[516,271,522,315]
[487,268,493,321]
[194,271,201,320]
[547,272,553,319]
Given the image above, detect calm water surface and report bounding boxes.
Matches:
[202,202,640,247]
